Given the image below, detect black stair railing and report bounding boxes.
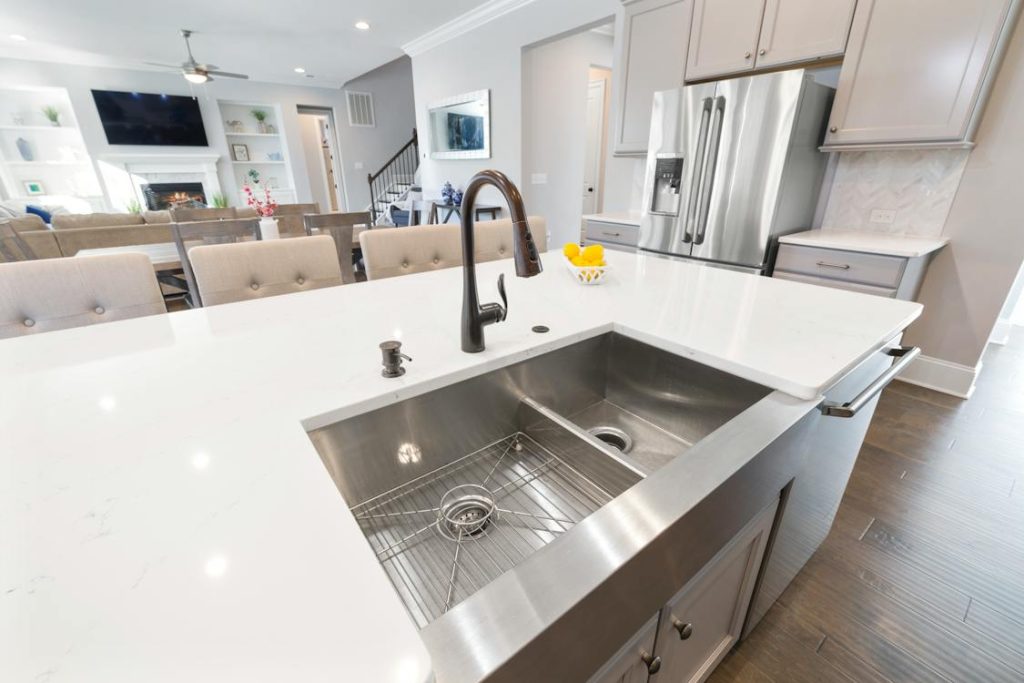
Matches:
[368,129,419,222]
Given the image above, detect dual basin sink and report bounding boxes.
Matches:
[307,333,770,628]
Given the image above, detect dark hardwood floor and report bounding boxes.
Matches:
[711,332,1024,683]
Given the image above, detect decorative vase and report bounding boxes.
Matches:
[259,217,280,240]
[15,137,33,161]
[257,121,268,134]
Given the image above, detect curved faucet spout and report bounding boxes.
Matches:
[460,170,543,353]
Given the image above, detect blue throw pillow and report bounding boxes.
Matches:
[25,204,52,225]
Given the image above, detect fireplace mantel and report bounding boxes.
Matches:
[96,152,223,210]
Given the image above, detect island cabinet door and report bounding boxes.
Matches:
[685,0,766,81]
[588,613,660,683]
[823,0,1017,147]
[653,499,778,683]
[754,0,858,69]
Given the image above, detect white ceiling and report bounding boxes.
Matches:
[0,0,487,88]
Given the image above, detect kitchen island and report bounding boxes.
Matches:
[0,249,920,682]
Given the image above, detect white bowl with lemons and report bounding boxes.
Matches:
[563,243,609,285]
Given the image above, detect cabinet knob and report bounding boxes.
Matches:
[830,126,838,133]
[744,52,752,59]
[671,617,694,640]
[759,48,766,56]
[640,650,662,675]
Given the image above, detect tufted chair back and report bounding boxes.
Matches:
[0,253,166,339]
[188,235,344,307]
[51,213,145,230]
[359,216,548,281]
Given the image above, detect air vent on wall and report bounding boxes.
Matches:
[346,91,375,127]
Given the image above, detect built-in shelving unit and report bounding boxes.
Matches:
[216,100,296,205]
[0,86,104,211]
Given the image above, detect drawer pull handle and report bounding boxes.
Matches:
[821,346,921,418]
[640,650,662,675]
[602,231,622,238]
[816,260,851,270]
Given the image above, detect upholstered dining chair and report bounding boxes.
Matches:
[171,218,261,307]
[188,235,344,306]
[359,216,548,280]
[303,211,371,284]
[0,253,166,339]
[0,222,37,262]
[272,203,321,238]
[169,206,236,223]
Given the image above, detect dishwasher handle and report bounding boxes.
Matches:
[820,345,920,418]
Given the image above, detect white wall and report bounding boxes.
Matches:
[411,0,621,214]
[298,114,331,212]
[0,56,359,209]
[336,57,417,211]
[522,29,614,246]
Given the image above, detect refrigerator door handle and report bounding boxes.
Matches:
[683,97,714,244]
[694,96,726,246]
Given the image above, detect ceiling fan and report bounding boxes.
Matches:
[146,29,249,84]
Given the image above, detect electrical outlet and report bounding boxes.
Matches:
[870,209,896,224]
[531,173,547,185]
[353,161,363,170]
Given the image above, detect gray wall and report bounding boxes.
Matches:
[904,10,1024,370]
[336,56,416,211]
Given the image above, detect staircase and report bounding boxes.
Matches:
[367,129,418,223]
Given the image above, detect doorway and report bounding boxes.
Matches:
[297,106,345,211]
[583,67,611,215]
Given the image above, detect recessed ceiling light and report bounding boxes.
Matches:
[9,34,27,42]
[294,67,306,73]
[355,21,370,31]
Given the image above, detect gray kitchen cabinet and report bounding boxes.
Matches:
[685,0,765,81]
[822,0,1020,149]
[589,499,778,683]
[773,243,936,300]
[755,0,857,69]
[588,614,660,683]
[612,0,693,156]
[654,500,777,683]
[583,217,640,252]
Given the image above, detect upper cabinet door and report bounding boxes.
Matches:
[824,0,1018,147]
[755,0,858,69]
[685,0,766,81]
[613,0,694,156]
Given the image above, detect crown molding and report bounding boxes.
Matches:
[402,0,541,57]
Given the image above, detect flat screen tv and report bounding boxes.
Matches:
[91,90,208,146]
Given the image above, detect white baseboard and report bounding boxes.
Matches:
[990,317,1014,346]
[895,354,981,399]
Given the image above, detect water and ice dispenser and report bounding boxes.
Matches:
[650,155,684,216]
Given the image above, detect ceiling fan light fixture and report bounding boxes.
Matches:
[355,21,370,31]
[184,71,209,84]
[294,67,306,73]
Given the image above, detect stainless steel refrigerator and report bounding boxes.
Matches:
[639,70,833,273]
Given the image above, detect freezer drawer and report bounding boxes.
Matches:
[585,220,640,247]
[775,244,907,288]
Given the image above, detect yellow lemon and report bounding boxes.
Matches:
[582,244,604,262]
[563,242,580,258]
[570,255,587,267]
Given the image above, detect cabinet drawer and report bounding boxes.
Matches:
[585,220,639,246]
[775,244,906,288]
[773,270,898,298]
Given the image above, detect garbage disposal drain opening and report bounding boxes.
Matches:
[587,426,633,454]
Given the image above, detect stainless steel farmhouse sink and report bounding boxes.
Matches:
[307,333,771,628]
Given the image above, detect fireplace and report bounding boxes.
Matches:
[143,182,207,210]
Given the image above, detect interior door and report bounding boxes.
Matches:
[686,0,766,81]
[582,78,606,215]
[637,83,717,256]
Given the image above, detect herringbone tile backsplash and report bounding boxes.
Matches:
[821,150,969,238]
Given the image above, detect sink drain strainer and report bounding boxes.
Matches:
[438,483,498,540]
[588,426,633,454]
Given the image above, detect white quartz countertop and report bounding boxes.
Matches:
[582,210,644,226]
[0,250,921,682]
[780,229,949,258]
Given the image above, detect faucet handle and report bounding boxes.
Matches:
[496,273,508,321]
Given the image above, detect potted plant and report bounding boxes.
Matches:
[250,109,269,134]
[211,193,229,209]
[41,105,61,127]
[125,199,142,214]
[243,184,279,239]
